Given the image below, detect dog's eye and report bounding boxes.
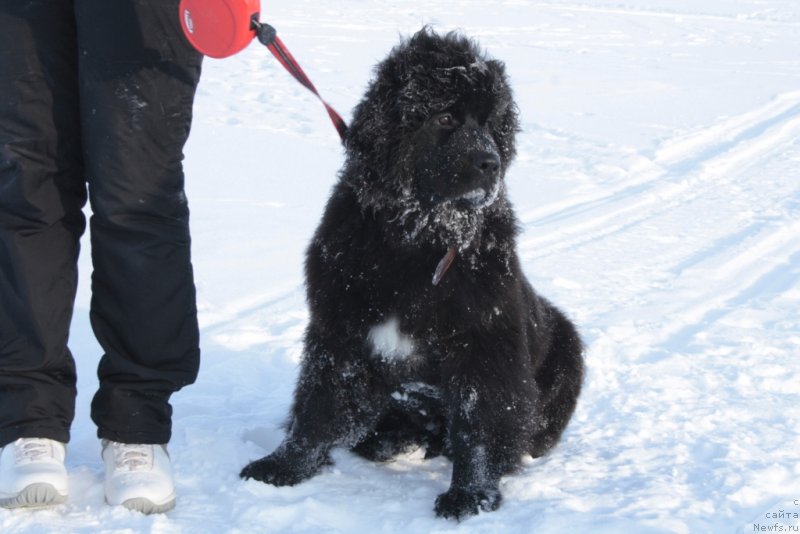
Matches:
[435,114,455,128]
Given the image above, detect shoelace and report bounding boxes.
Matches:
[112,443,153,471]
[15,438,56,464]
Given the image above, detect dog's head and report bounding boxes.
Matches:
[344,28,519,251]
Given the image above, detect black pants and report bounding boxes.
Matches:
[0,0,203,446]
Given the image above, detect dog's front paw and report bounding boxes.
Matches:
[434,487,502,520]
[240,452,322,486]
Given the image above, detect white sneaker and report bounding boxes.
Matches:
[0,438,68,509]
[102,440,176,514]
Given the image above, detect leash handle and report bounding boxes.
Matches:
[252,19,348,142]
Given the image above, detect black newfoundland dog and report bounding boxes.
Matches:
[241,28,584,520]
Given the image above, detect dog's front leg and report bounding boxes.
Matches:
[434,374,532,520]
[434,384,502,520]
[241,330,387,486]
[239,434,330,487]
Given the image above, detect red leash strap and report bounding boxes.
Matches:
[253,20,348,142]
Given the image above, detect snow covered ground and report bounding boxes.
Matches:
[3,1,799,532]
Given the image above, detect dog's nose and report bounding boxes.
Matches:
[472,151,501,175]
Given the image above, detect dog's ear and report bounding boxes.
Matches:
[482,60,519,167]
[345,77,398,178]
[345,40,416,179]
[494,100,519,165]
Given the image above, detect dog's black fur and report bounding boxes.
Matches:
[241,28,585,520]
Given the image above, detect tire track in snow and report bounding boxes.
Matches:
[632,108,800,350]
[664,251,800,353]
[517,91,800,262]
[651,215,800,352]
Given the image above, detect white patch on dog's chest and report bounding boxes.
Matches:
[367,316,415,361]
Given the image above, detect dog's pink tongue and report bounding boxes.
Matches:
[432,246,458,286]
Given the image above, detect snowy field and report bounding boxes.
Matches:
[3,1,799,532]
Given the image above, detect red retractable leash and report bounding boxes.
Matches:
[179,0,348,141]
[179,1,459,283]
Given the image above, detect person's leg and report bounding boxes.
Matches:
[75,0,202,446]
[0,0,84,509]
[0,0,86,448]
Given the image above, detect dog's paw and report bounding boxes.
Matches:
[434,487,502,520]
[240,453,319,487]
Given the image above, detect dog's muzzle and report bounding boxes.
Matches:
[455,148,502,208]
[454,179,503,210]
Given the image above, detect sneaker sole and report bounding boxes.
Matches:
[0,483,68,509]
[119,496,176,515]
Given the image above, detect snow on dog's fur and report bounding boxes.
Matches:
[241,28,585,520]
